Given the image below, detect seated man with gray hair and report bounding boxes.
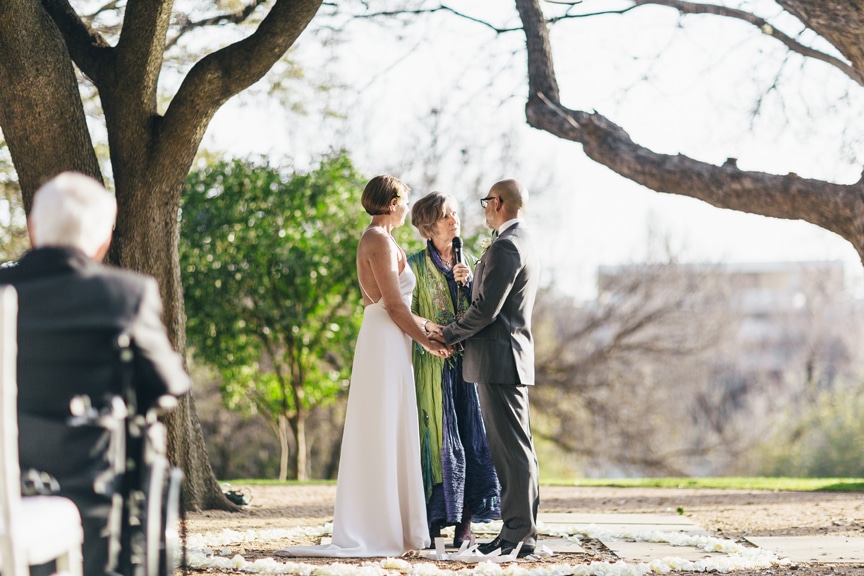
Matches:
[0,171,190,576]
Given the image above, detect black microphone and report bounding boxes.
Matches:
[452,237,465,286]
[452,236,464,265]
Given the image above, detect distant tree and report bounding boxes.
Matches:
[180,154,366,481]
[532,257,738,477]
[532,250,864,477]
[753,382,864,478]
[188,359,282,482]
[192,352,348,481]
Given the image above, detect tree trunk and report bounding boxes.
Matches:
[164,391,231,509]
[110,166,237,510]
[0,3,101,206]
[278,415,291,482]
[291,410,309,481]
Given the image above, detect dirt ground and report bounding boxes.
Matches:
[183,484,864,575]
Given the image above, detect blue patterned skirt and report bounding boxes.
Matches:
[426,358,500,526]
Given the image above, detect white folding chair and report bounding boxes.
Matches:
[0,285,84,576]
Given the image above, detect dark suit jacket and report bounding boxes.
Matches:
[0,247,190,509]
[442,223,539,385]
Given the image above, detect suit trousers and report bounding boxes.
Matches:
[477,382,539,545]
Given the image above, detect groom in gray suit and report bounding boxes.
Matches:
[430,179,540,557]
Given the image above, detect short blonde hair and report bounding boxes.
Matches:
[29,172,117,256]
[411,192,457,239]
[361,175,410,216]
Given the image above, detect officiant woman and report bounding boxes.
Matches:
[408,192,501,547]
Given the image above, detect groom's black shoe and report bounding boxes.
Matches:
[477,536,535,557]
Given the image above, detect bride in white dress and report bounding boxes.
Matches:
[278,175,450,558]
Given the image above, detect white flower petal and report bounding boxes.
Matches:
[185,522,783,575]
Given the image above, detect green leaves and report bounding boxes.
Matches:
[180,153,366,420]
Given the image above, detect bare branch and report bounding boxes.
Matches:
[550,0,863,85]
[155,0,323,180]
[351,5,521,34]
[749,50,790,128]
[84,0,123,19]
[530,94,864,247]
[636,0,863,85]
[166,0,269,51]
[546,3,638,21]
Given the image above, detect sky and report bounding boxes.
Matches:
[199,1,864,300]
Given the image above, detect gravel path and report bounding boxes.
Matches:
[183,484,864,575]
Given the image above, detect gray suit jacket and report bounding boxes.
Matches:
[442,223,539,385]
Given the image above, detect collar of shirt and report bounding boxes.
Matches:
[496,218,523,236]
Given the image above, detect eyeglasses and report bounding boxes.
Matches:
[480,196,500,208]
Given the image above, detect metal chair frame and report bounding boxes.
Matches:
[68,332,182,576]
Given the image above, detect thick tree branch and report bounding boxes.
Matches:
[777,0,864,74]
[0,2,101,199]
[529,94,864,247]
[115,0,173,114]
[515,0,864,263]
[516,0,559,103]
[40,0,113,87]
[156,0,323,177]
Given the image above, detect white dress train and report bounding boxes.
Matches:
[278,266,430,557]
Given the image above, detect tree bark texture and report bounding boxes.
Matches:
[515,0,864,266]
[0,2,102,208]
[0,0,324,510]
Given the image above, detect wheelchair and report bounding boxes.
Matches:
[68,333,183,576]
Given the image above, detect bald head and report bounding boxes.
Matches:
[483,179,529,231]
[490,179,528,218]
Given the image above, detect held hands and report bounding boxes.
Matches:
[425,321,445,343]
[422,320,453,358]
[425,338,451,358]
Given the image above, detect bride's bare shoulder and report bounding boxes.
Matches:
[358,227,392,254]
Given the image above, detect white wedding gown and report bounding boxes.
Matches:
[279,265,430,557]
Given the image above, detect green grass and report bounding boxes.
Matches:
[227,477,864,492]
[544,477,864,492]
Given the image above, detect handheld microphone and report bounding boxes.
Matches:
[452,236,464,265]
[452,237,465,286]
